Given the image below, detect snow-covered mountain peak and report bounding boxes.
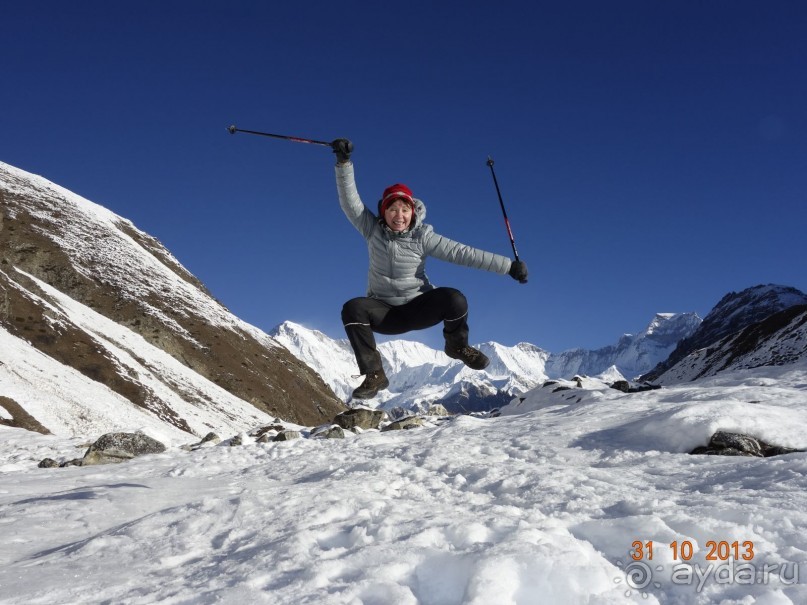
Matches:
[273,312,698,412]
[711,284,807,325]
[544,311,701,380]
[641,311,702,343]
[272,320,337,355]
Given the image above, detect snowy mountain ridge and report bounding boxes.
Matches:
[656,304,807,384]
[271,311,701,412]
[643,284,807,381]
[1,160,342,440]
[275,284,807,411]
[544,311,702,380]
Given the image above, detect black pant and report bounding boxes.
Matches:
[341,287,470,374]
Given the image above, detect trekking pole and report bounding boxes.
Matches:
[227,125,332,147]
[486,156,527,284]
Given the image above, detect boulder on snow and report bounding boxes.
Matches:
[609,380,662,394]
[610,380,631,393]
[195,432,221,448]
[60,458,85,467]
[273,430,302,442]
[252,424,287,439]
[333,408,385,431]
[381,416,424,432]
[311,424,346,439]
[426,403,450,417]
[180,431,222,450]
[690,431,805,458]
[81,432,166,466]
[37,458,59,468]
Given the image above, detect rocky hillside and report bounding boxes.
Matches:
[654,304,807,384]
[642,284,807,382]
[0,161,343,437]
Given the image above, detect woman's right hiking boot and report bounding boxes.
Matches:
[351,369,390,399]
[444,344,490,370]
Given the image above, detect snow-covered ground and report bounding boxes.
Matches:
[2,362,806,604]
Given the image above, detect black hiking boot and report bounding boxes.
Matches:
[351,369,390,400]
[444,344,490,370]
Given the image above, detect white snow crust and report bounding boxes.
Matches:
[1,361,806,604]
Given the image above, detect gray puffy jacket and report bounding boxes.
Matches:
[336,162,512,305]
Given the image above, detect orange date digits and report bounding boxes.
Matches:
[670,540,694,561]
[634,540,756,561]
[705,540,755,561]
[631,540,653,561]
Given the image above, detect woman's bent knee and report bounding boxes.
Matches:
[341,297,367,323]
[441,288,467,313]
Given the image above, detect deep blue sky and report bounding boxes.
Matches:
[3,1,806,352]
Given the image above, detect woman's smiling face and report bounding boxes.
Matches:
[384,199,414,232]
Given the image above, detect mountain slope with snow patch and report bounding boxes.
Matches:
[656,304,807,384]
[643,284,807,381]
[1,160,342,437]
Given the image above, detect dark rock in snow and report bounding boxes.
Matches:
[252,424,287,439]
[37,458,59,468]
[273,430,301,442]
[81,432,166,465]
[691,431,806,458]
[609,380,661,393]
[610,380,631,393]
[182,431,221,450]
[381,416,424,432]
[333,408,385,431]
[311,425,346,439]
[426,403,450,417]
[60,458,85,467]
[0,395,51,434]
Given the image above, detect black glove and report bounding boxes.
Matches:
[508,260,528,283]
[331,138,353,163]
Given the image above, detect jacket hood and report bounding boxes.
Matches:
[411,198,426,228]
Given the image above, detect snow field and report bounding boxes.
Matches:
[2,362,807,604]
[0,421,644,605]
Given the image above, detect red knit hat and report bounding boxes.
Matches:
[380,183,415,215]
